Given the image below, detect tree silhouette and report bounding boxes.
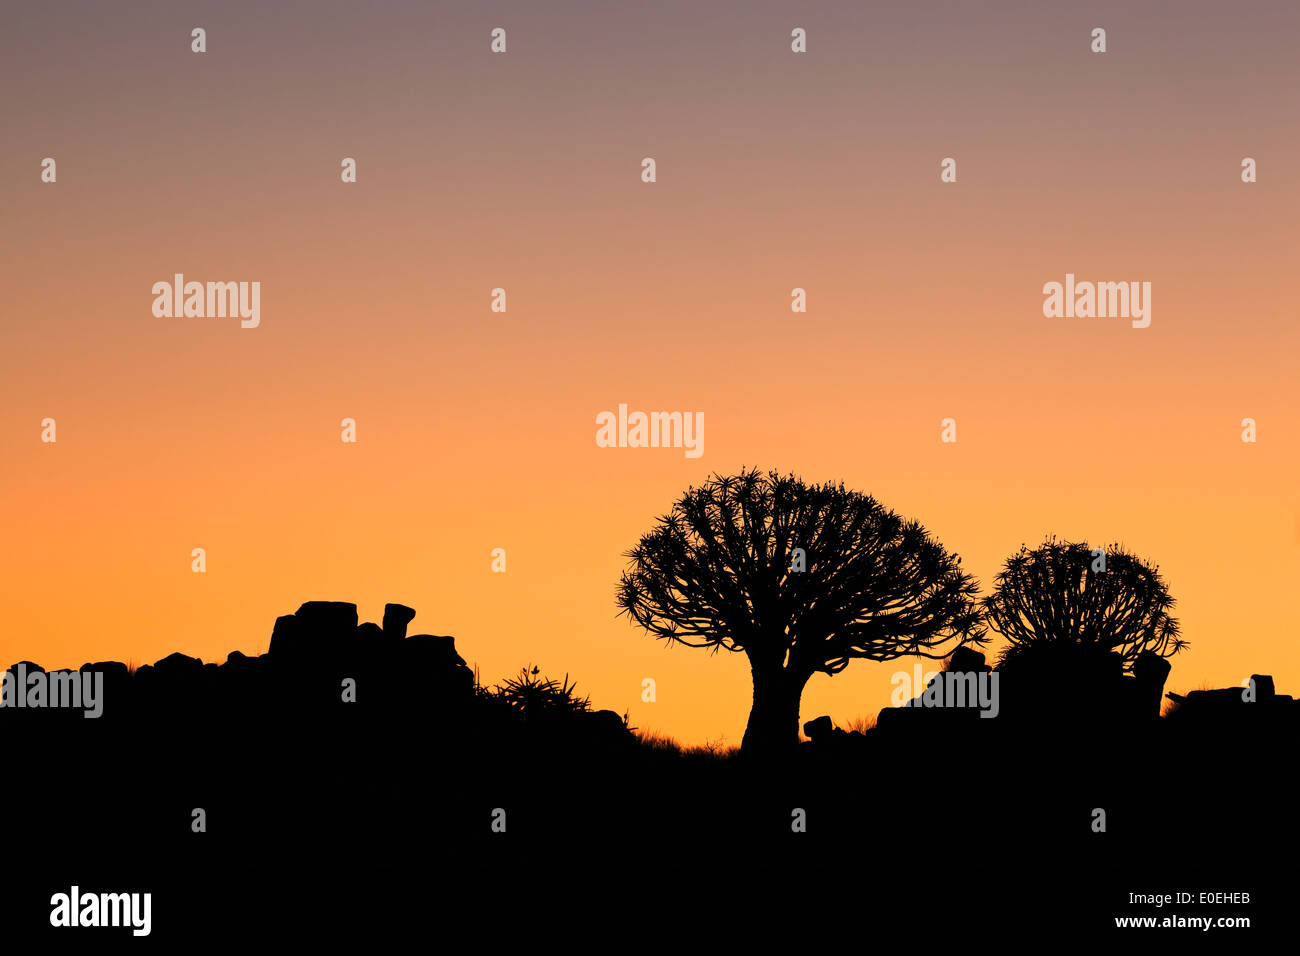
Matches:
[616,468,985,754]
[983,537,1185,670]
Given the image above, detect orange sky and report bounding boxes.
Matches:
[2,1,1297,744]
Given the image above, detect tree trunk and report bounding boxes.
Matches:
[741,661,807,755]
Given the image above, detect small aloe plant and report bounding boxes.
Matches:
[492,665,591,718]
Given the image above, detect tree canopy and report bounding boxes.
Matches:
[983,537,1185,669]
[617,468,985,752]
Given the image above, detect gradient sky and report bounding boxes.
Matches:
[2,1,1297,745]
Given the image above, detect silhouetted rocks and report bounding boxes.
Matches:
[2,603,487,729]
[154,651,203,676]
[874,647,997,733]
[804,715,836,742]
[590,709,627,735]
[382,603,416,641]
[1171,687,1241,707]
[800,715,868,757]
[296,600,359,634]
[268,601,358,662]
[402,633,467,668]
[1250,673,1275,700]
[400,634,474,702]
[79,660,130,708]
[947,646,992,674]
[1166,673,1296,726]
[81,660,128,679]
[268,614,304,659]
[987,643,1175,725]
[582,709,635,750]
[1122,650,1172,720]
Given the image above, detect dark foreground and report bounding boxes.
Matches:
[6,719,1291,944]
[3,602,1293,943]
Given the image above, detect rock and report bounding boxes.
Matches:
[399,635,473,701]
[1126,651,1172,719]
[74,661,130,717]
[294,601,359,635]
[947,646,991,673]
[802,714,869,753]
[268,614,303,659]
[803,715,835,742]
[153,651,204,676]
[1249,674,1275,702]
[1133,651,1171,685]
[80,660,128,678]
[402,634,467,669]
[589,709,631,743]
[281,602,362,663]
[382,603,416,641]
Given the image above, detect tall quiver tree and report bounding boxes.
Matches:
[983,537,1185,670]
[616,468,985,755]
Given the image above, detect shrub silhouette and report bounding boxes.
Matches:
[616,467,985,755]
[492,665,592,719]
[984,537,1185,672]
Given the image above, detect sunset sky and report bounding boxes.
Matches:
[2,1,1297,745]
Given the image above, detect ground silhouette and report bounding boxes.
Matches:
[3,599,1294,942]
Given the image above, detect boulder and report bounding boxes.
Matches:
[382,603,416,641]
[294,601,359,635]
[77,661,130,714]
[153,651,204,676]
[268,614,304,659]
[947,646,992,673]
[588,709,632,745]
[80,660,128,677]
[287,602,362,663]
[399,635,473,701]
[1249,674,1275,702]
[402,634,468,669]
[802,714,869,753]
[803,715,836,742]
[1126,650,1172,719]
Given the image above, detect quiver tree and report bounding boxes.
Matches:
[616,468,985,755]
[983,537,1185,671]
